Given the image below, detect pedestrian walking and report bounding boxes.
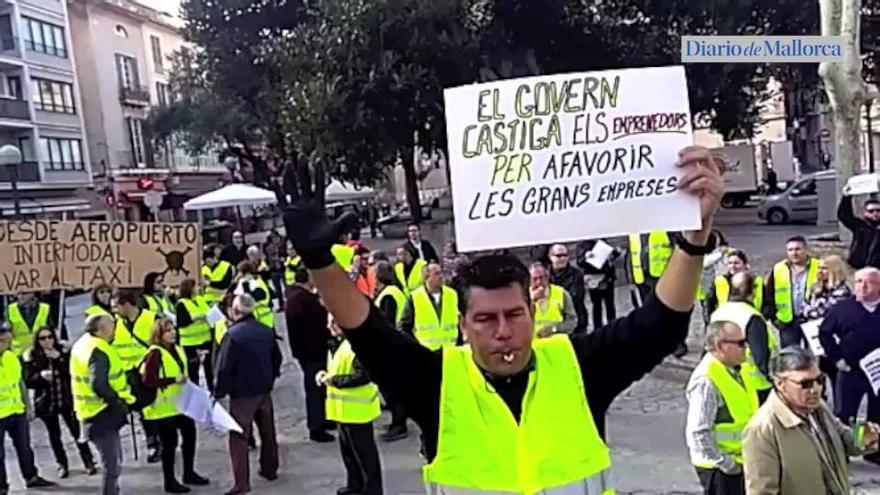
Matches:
[23,327,96,478]
[547,243,588,334]
[214,294,282,495]
[202,245,235,306]
[763,236,819,348]
[818,267,880,465]
[743,347,879,495]
[283,143,724,494]
[397,262,460,350]
[710,272,778,404]
[405,223,439,262]
[685,320,757,495]
[142,272,175,323]
[84,284,114,320]
[71,313,136,495]
[7,292,53,356]
[576,239,622,330]
[529,262,578,337]
[175,279,213,391]
[140,319,210,493]
[319,319,383,495]
[838,190,880,269]
[284,268,334,443]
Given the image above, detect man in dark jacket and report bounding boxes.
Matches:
[214,294,283,495]
[547,243,588,333]
[220,231,248,267]
[838,195,880,269]
[284,268,334,443]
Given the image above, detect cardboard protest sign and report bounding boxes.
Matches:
[0,220,201,294]
[443,66,700,252]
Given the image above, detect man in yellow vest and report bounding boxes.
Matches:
[284,240,302,287]
[233,261,276,329]
[394,245,426,296]
[529,262,578,337]
[711,272,778,404]
[112,290,161,463]
[397,262,459,351]
[7,292,52,356]
[0,324,56,492]
[685,319,758,495]
[202,245,235,305]
[371,261,409,442]
[762,236,819,348]
[628,230,673,306]
[71,313,136,495]
[318,319,383,495]
[285,143,725,495]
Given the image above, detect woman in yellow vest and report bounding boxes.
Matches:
[705,250,764,316]
[284,241,303,287]
[175,279,213,392]
[393,245,425,296]
[83,283,114,320]
[141,318,210,493]
[142,272,175,322]
[318,320,383,495]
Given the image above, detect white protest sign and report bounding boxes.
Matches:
[843,173,880,196]
[585,240,614,269]
[800,319,825,357]
[444,66,700,252]
[861,348,880,395]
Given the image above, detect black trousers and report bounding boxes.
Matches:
[695,467,745,495]
[297,358,328,432]
[155,415,197,486]
[834,369,880,463]
[40,409,93,469]
[184,343,213,393]
[588,288,616,329]
[338,422,382,495]
[0,413,38,489]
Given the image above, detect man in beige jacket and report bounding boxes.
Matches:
[743,347,880,495]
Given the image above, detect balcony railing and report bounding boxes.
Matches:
[119,85,150,106]
[0,161,39,182]
[0,98,30,120]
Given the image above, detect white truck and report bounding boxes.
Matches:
[713,143,758,208]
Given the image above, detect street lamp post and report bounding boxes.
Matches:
[0,144,23,219]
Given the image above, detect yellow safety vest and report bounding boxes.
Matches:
[144,293,173,316]
[714,275,764,312]
[284,256,302,286]
[251,277,275,329]
[628,231,672,285]
[325,339,380,424]
[70,333,135,421]
[178,297,211,347]
[7,302,50,356]
[84,304,112,319]
[113,310,157,371]
[424,336,614,495]
[0,350,24,419]
[201,261,233,304]
[411,286,459,351]
[141,345,188,420]
[394,259,426,296]
[772,259,819,324]
[710,302,780,391]
[214,318,228,346]
[534,284,565,334]
[374,285,406,324]
[332,244,355,272]
[689,354,759,467]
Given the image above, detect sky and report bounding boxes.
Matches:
[139,0,183,18]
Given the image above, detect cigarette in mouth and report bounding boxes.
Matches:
[503,353,514,363]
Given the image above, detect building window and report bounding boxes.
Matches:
[156,82,168,107]
[21,17,67,58]
[115,54,139,90]
[126,118,146,166]
[31,78,75,113]
[7,76,20,100]
[150,35,163,72]
[40,137,83,171]
[18,137,33,162]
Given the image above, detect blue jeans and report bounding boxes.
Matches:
[0,413,38,489]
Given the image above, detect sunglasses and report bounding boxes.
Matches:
[867,209,880,214]
[784,374,826,390]
[720,338,747,348]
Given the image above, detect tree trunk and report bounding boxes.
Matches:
[400,147,422,222]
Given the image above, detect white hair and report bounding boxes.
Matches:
[233,294,255,315]
[246,245,260,256]
[855,267,880,280]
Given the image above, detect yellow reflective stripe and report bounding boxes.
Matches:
[713,430,743,442]
[326,391,380,405]
[426,469,613,495]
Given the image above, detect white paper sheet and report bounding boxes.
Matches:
[175,381,212,423]
[210,402,243,434]
[800,319,825,357]
[860,348,880,395]
[585,240,614,269]
[206,305,225,328]
[844,173,880,196]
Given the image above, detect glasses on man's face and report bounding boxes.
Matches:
[867,209,880,215]
[785,374,825,390]
[720,338,747,348]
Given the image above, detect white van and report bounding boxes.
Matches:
[756,170,836,224]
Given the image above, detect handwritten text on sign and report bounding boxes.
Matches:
[444,66,700,251]
[0,220,201,294]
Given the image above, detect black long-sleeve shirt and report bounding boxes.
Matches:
[838,196,880,269]
[743,314,771,380]
[344,289,691,462]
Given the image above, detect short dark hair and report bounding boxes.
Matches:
[294,267,309,284]
[179,278,197,299]
[350,230,361,241]
[729,272,756,301]
[786,236,807,246]
[374,261,396,287]
[866,199,880,207]
[770,346,817,376]
[456,254,530,314]
[399,243,418,259]
[114,289,139,307]
[203,245,218,260]
[143,272,161,294]
[407,222,420,230]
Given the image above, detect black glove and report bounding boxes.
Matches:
[284,201,360,269]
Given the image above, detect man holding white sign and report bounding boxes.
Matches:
[838,175,880,269]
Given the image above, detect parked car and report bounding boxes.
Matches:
[756,170,835,224]
[378,204,433,238]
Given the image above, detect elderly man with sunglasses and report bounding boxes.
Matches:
[743,347,880,495]
[685,320,758,495]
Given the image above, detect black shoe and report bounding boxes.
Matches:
[380,425,409,442]
[183,472,210,486]
[25,476,56,488]
[257,470,278,481]
[164,481,191,494]
[325,422,337,431]
[85,460,98,476]
[310,431,335,443]
[673,342,688,359]
[57,465,69,479]
[147,447,161,464]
